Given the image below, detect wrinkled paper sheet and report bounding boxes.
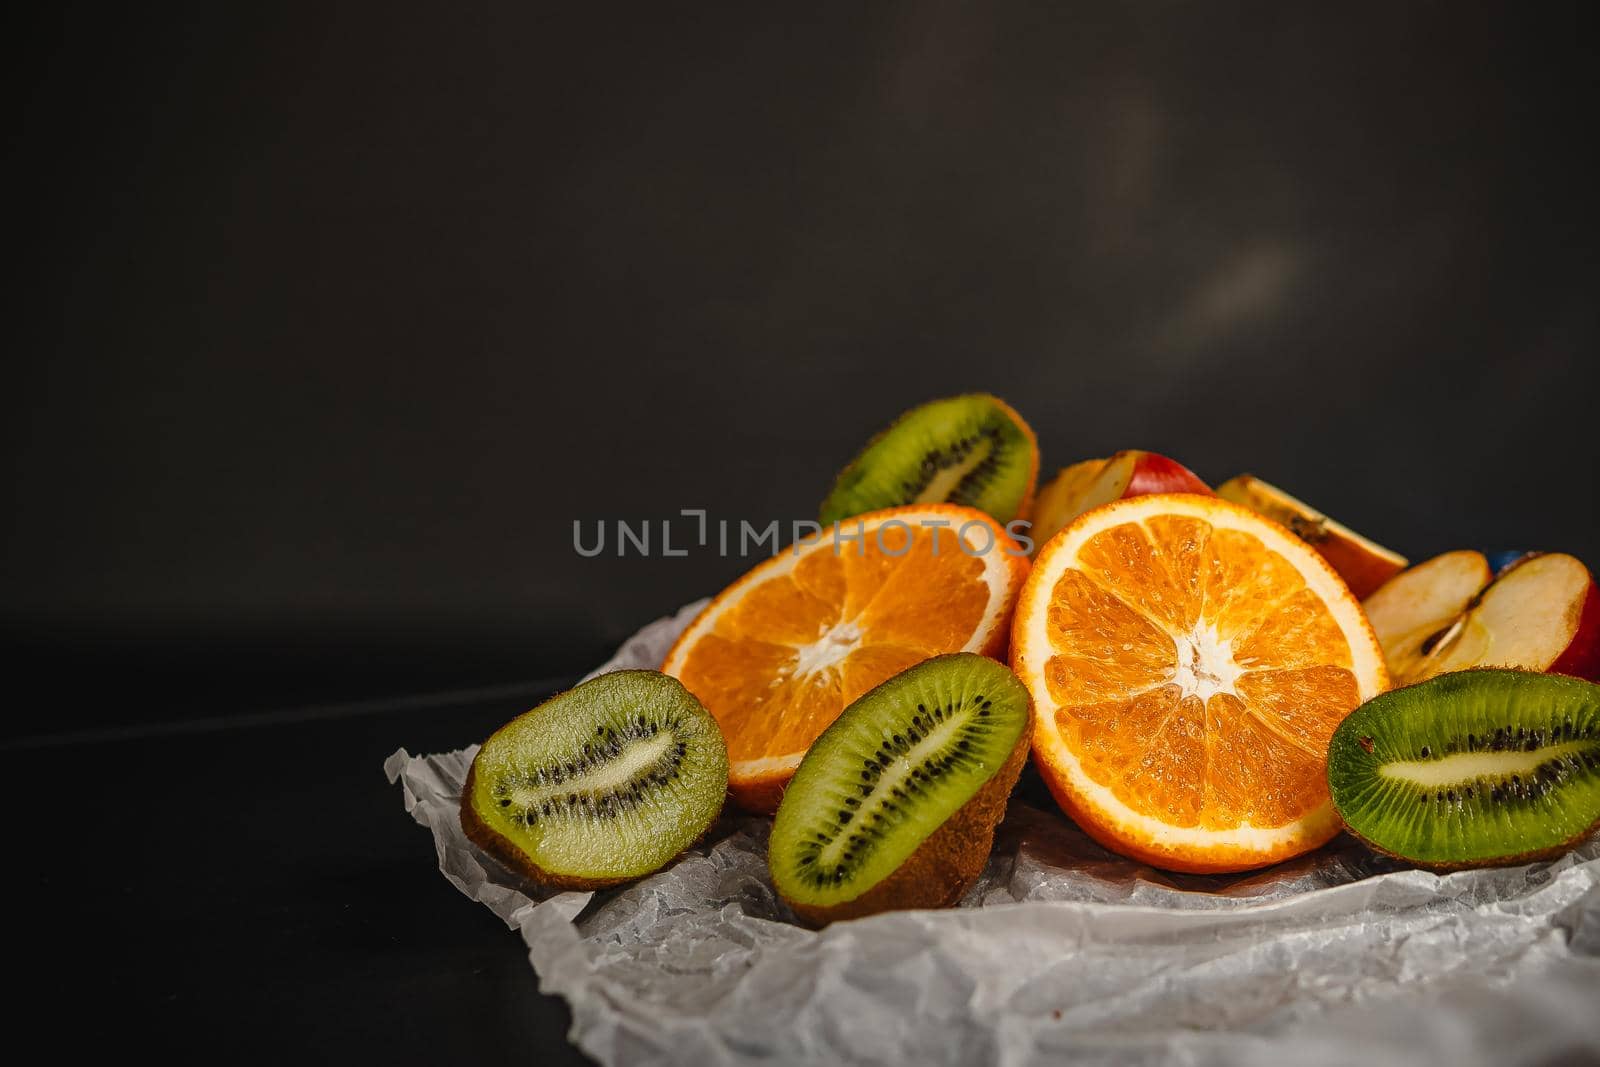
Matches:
[388,600,1600,1066]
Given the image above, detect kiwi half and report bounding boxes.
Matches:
[768,653,1032,925]
[819,394,1039,526]
[461,670,729,889]
[1328,669,1600,870]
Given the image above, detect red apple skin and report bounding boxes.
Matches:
[1549,577,1600,681]
[1313,537,1408,602]
[1118,451,1213,498]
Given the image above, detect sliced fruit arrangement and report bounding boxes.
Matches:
[769,654,1032,925]
[1329,669,1600,870]
[461,670,729,889]
[1364,551,1600,684]
[1217,475,1407,599]
[663,504,1028,812]
[819,394,1039,526]
[1029,450,1211,554]
[1012,493,1388,872]
[449,391,1600,902]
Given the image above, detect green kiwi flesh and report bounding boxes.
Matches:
[1328,669,1600,870]
[819,393,1036,526]
[768,653,1032,924]
[462,670,729,889]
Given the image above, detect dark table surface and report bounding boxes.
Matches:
[12,679,595,1064]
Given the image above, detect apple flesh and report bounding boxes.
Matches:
[1363,550,1600,684]
[1216,475,1408,600]
[1028,457,1105,551]
[1028,451,1211,554]
[1363,550,1493,681]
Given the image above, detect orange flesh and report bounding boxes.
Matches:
[673,523,996,765]
[1044,516,1358,831]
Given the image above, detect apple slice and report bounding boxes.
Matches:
[1027,451,1210,554]
[1364,550,1600,684]
[1028,457,1105,551]
[1363,550,1493,681]
[1425,553,1600,681]
[1216,475,1407,599]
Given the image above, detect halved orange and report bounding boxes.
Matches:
[1011,493,1388,872]
[663,504,1029,812]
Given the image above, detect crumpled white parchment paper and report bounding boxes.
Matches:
[387,599,1600,1066]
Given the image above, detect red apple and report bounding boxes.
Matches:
[1028,450,1211,553]
[1216,475,1408,599]
[1364,550,1600,684]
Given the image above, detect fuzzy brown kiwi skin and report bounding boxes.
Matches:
[459,759,728,891]
[778,703,1033,927]
[1335,820,1600,874]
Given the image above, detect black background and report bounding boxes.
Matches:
[12,2,1598,736]
[9,3,1599,1061]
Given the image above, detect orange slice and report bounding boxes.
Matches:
[663,504,1029,812]
[1011,493,1387,872]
